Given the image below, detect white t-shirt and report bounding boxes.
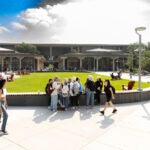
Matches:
[51,81,61,95]
[69,82,74,96]
[62,84,69,97]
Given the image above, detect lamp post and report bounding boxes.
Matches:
[135,27,146,91]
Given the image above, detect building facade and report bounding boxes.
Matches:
[0,43,129,71]
[0,47,45,71]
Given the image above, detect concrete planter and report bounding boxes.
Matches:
[7,88,150,106]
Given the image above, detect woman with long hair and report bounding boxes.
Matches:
[100,79,117,115]
[0,79,8,134]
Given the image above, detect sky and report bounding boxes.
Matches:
[0,0,149,44]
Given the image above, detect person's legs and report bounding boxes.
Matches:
[53,95,58,111]
[70,96,74,107]
[108,101,117,113]
[108,101,115,109]
[1,101,8,132]
[48,95,51,106]
[86,89,90,107]
[95,92,100,104]
[104,102,109,112]
[100,101,108,115]
[74,95,78,107]
[91,91,95,108]
[51,95,54,110]
[76,94,80,106]
[99,93,101,104]
[72,96,76,107]
[64,97,69,110]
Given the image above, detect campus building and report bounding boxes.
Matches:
[0,47,45,71]
[0,43,129,71]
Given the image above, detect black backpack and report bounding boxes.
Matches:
[110,86,116,94]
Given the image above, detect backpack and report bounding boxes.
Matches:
[72,82,79,96]
[110,86,116,94]
[62,84,69,97]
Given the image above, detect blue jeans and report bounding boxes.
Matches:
[62,97,69,109]
[1,101,8,131]
[51,95,58,111]
[86,89,94,107]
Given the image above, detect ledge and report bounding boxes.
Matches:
[7,88,150,106]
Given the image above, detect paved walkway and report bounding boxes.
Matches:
[1,101,150,150]
[96,71,150,82]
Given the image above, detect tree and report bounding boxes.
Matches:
[15,43,40,54]
[142,50,150,71]
[126,42,150,72]
[126,43,139,70]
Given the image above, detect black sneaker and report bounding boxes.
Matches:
[112,109,117,114]
[99,110,104,115]
[1,130,8,135]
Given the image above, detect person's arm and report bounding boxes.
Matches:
[0,90,5,101]
[110,87,115,99]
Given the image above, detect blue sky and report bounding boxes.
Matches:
[0,0,149,44]
[0,0,42,26]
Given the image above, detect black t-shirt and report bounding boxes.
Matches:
[95,81,103,92]
[104,85,112,97]
[86,80,95,91]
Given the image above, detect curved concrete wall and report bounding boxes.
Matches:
[7,88,150,106]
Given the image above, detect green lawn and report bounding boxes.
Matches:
[7,72,150,93]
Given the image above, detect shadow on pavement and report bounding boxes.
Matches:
[141,103,150,120]
[49,110,75,122]
[97,114,115,129]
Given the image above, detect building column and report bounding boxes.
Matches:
[10,57,12,71]
[19,57,24,70]
[49,47,52,57]
[70,46,74,52]
[49,47,53,60]
[122,58,125,71]
[112,58,116,72]
[77,46,80,53]
[1,57,4,71]
[37,58,40,71]
[79,57,84,70]
[96,57,100,71]
[61,57,67,70]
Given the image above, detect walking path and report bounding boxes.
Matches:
[96,71,150,82]
[1,101,150,150]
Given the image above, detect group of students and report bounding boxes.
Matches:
[0,79,8,134]
[46,76,82,111]
[45,75,117,115]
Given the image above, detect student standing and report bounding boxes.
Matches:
[95,76,103,104]
[85,75,95,108]
[46,79,53,107]
[0,79,8,134]
[100,79,117,115]
[69,77,78,109]
[62,78,69,111]
[50,77,61,112]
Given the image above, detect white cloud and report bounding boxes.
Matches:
[0,0,150,44]
[12,22,27,30]
[0,26,10,34]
